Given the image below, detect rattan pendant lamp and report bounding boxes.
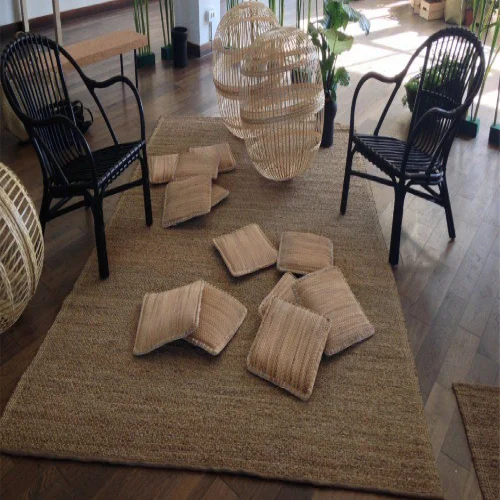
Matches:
[213,1,279,138]
[0,163,44,333]
[240,27,324,181]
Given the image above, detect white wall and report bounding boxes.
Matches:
[174,0,220,46]
[1,0,110,27]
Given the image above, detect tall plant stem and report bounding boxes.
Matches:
[159,0,167,46]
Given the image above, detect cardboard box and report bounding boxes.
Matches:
[420,0,445,20]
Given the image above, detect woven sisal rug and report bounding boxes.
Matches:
[0,117,442,499]
[454,383,500,500]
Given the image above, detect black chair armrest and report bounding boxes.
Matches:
[56,45,145,145]
[350,71,407,137]
[401,105,463,175]
[28,114,98,186]
[83,74,146,143]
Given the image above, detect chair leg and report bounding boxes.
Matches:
[39,188,51,235]
[340,145,355,215]
[440,178,456,239]
[140,148,153,227]
[91,195,109,279]
[389,187,406,266]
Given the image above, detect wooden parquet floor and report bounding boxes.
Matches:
[0,1,498,499]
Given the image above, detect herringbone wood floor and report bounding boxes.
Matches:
[0,1,499,499]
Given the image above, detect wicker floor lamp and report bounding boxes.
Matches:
[0,163,44,333]
[213,1,278,139]
[240,27,324,181]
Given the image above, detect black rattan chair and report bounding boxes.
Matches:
[0,33,152,279]
[340,27,485,266]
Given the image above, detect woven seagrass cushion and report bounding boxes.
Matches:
[258,272,297,317]
[189,143,236,173]
[149,154,179,184]
[185,282,247,355]
[293,266,374,356]
[134,280,205,356]
[162,175,212,228]
[277,231,334,275]
[174,153,219,180]
[211,184,229,207]
[247,297,329,401]
[213,223,278,277]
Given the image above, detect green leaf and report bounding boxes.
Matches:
[340,3,370,34]
[324,0,349,30]
[323,29,354,55]
[334,66,350,87]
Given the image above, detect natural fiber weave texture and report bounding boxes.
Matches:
[258,272,297,317]
[149,154,178,184]
[240,27,324,181]
[211,184,230,207]
[186,282,247,355]
[0,163,44,334]
[162,175,212,228]
[213,223,278,277]
[247,297,329,401]
[293,266,375,356]
[134,280,205,355]
[277,231,334,275]
[454,384,500,500]
[213,2,278,138]
[0,117,442,499]
[173,153,219,180]
[189,143,236,173]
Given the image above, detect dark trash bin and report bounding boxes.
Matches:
[172,27,188,68]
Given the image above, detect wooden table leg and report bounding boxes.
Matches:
[20,0,29,32]
[134,49,139,90]
[52,0,63,45]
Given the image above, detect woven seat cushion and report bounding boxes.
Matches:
[189,143,236,173]
[277,231,334,275]
[293,266,374,356]
[185,282,247,355]
[258,272,297,317]
[162,175,212,228]
[211,184,229,207]
[134,280,205,356]
[247,297,329,401]
[174,153,219,180]
[149,154,179,184]
[213,223,278,277]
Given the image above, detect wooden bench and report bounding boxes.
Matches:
[62,30,148,88]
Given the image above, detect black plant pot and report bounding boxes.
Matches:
[172,27,188,68]
[161,45,173,61]
[136,52,156,69]
[321,98,337,148]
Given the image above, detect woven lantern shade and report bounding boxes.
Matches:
[0,163,44,334]
[213,1,279,138]
[240,27,324,181]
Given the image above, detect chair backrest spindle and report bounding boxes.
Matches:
[1,34,86,186]
[407,28,484,174]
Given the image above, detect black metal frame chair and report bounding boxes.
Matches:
[0,33,153,279]
[340,27,485,266]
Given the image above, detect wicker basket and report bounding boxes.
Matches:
[213,1,278,139]
[240,27,324,181]
[0,163,44,333]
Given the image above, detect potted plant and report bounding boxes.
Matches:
[133,0,155,68]
[461,0,499,137]
[402,55,467,112]
[308,0,370,147]
[159,0,175,60]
